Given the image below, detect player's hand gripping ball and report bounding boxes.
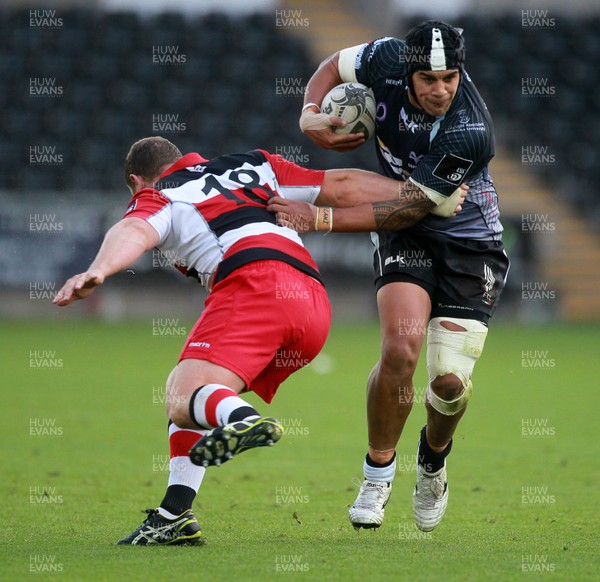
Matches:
[320,82,376,141]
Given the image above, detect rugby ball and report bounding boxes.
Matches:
[321,82,376,141]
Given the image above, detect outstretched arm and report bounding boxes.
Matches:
[268,181,466,233]
[53,217,159,306]
[316,168,411,207]
[337,186,436,231]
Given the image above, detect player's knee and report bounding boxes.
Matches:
[165,371,195,428]
[429,373,464,402]
[425,317,488,416]
[165,395,190,428]
[169,400,199,429]
[380,335,420,379]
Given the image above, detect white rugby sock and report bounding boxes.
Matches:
[158,423,207,517]
[167,423,207,489]
[190,383,259,429]
[364,454,397,483]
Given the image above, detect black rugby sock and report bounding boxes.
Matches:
[417,425,452,474]
[159,484,197,516]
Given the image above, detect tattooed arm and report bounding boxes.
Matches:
[331,182,436,231]
[371,182,436,230]
[267,180,464,233]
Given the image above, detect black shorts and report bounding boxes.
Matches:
[373,230,510,324]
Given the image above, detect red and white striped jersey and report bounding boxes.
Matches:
[124,150,325,289]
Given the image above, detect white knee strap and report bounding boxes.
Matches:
[426,317,488,415]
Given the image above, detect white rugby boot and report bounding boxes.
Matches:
[349,480,392,530]
[412,463,448,532]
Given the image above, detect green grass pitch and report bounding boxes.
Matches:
[1,320,598,581]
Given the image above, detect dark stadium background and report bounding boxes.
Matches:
[2,0,599,323]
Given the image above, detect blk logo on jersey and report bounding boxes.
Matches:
[432,154,473,185]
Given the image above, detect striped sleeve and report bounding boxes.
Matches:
[355,37,405,87]
[123,187,172,242]
[260,151,325,203]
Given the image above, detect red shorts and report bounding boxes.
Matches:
[179,261,331,403]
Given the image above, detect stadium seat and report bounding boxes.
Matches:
[0,7,595,223]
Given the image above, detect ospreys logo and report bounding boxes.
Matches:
[482,263,495,306]
[432,153,473,185]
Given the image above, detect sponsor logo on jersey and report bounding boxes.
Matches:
[367,37,393,62]
[432,154,473,185]
[377,138,409,179]
[457,109,470,124]
[444,123,486,134]
[444,109,486,133]
[355,44,366,69]
[444,109,487,134]
[126,200,137,213]
[384,251,432,269]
